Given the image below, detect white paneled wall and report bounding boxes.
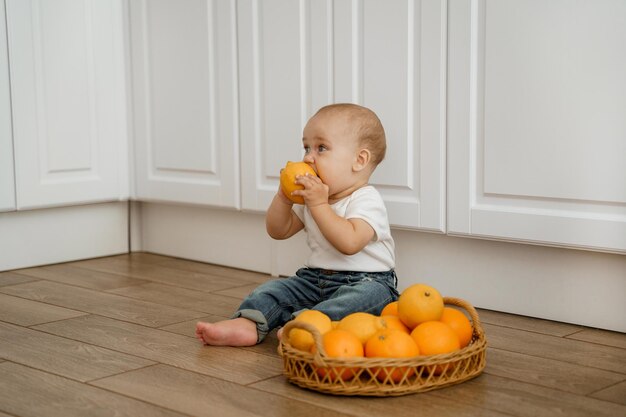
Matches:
[0,0,15,212]
[7,0,128,210]
[448,0,626,252]
[238,0,446,232]
[130,0,240,208]
[333,0,447,231]
[238,0,331,212]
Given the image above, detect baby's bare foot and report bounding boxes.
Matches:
[195,318,258,346]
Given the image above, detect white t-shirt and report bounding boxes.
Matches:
[292,185,395,272]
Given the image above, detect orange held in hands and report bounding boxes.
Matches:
[280,161,317,204]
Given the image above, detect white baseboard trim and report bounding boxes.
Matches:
[141,203,276,274]
[392,230,626,333]
[0,202,129,272]
[140,203,626,333]
[129,200,143,252]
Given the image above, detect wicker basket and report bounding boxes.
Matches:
[277,297,487,396]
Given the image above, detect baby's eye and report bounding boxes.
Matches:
[317,145,327,153]
[303,146,311,154]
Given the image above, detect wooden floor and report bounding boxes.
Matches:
[0,253,625,417]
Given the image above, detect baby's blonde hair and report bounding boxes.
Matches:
[315,103,387,166]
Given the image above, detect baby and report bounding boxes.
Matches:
[196,103,397,346]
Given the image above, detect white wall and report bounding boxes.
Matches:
[0,202,129,271]
[140,202,626,333]
[392,229,626,332]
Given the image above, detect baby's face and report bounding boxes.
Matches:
[301,113,362,199]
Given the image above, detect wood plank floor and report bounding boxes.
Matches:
[0,252,625,417]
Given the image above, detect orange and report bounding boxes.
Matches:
[439,307,473,348]
[376,315,410,334]
[311,329,364,381]
[410,321,460,375]
[380,301,398,316]
[365,330,420,383]
[280,161,317,204]
[337,312,380,345]
[287,310,332,352]
[410,321,460,355]
[397,284,444,329]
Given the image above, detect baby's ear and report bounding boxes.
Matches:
[353,149,371,172]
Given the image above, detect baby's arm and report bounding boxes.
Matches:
[265,189,304,239]
[293,174,374,255]
[310,205,375,255]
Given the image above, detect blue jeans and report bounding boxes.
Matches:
[232,267,399,343]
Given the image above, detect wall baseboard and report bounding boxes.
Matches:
[0,202,129,272]
[4,201,623,332]
[140,203,626,333]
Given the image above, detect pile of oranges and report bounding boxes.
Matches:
[285,284,473,382]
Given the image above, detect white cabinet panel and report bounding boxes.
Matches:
[6,0,128,210]
[130,0,239,208]
[239,0,332,212]
[239,0,447,232]
[448,0,626,252]
[334,0,446,230]
[0,0,15,212]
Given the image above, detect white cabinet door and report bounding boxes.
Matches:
[7,0,128,210]
[130,0,239,208]
[448,0,626,253]
[0,0,15,212]
[238,0,332,212]
[333,0,447,231]
[239,0,447,231]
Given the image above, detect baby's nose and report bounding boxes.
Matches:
[302,154,315,164]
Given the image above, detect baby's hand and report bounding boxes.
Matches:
[276,186,294,206]
[276,169,295,205]
[293,174,329,207]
